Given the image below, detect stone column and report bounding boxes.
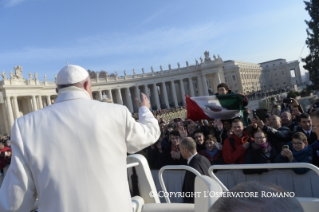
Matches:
[188,78,195,97]
[135,86,140,101]
[161,82,169,109]
[216,72,221,84]
[170,81,178,107]
[107,90,113,101]
[12,96,20,119]
[153,84,161,110]
[202,74,209,96]
[117,88,123,104]
[212,73,219,93]
[133,86,140,113]
[5,96,14,129]
[1,103,9,135]
[125,88,133,113]
[197,76,204,96]
[179,79,186,105]
[98,91,102,100]
[32,95,38,111]
[38,96,43,109]
[47,96,51,106]
[143,84,151,107]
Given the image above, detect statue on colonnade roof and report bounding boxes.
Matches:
[14,66,24,79]
[204,51,211,62]
[2,71,6,80]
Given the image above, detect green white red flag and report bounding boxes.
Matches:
[186,94,246,122]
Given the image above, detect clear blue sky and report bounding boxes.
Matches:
[0,0,311,81]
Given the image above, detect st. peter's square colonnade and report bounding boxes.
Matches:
[0,51,224,135]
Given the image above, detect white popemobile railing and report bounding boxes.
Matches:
[208,163,319,212]
[208,163,319,188]
[158,165,201,203]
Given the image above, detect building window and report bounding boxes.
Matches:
[232,75,236,82]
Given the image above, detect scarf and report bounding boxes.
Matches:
[58,86,91,99]
[251,141,272,154]
[206,147,219,159]
[292,145,309,156]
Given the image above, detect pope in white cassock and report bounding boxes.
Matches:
[0,65,160,212]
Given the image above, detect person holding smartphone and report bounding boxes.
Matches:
[243,129,277,175]
[275,132,313,174]
[161,130,187,166]
[255,114,291,153]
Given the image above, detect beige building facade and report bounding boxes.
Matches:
[0,52,224,135]
[223,59,302,94]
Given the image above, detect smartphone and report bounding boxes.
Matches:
[255,109,266,121]
[252,110,258,119]
[171,145,179,152]
[283,98,293,104]
[282,145,289,150]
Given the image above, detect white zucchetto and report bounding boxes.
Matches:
[56,64,89,85]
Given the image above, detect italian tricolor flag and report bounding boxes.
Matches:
[186,94,247,124]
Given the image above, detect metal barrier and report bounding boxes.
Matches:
[158,165,201,203]
[208,163,319,191]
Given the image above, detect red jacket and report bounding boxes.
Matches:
[0,146,12,169]
[222,132,250,164]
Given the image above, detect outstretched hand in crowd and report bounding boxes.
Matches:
[251,117,258,129]
[178,127,187,139]
[254,116,265,129]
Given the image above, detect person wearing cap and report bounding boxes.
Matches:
[0,65,160,212]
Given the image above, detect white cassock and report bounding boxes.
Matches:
[0,90,160,212]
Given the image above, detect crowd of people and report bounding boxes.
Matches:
[146,92,319,177]
[0,136,11,177]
